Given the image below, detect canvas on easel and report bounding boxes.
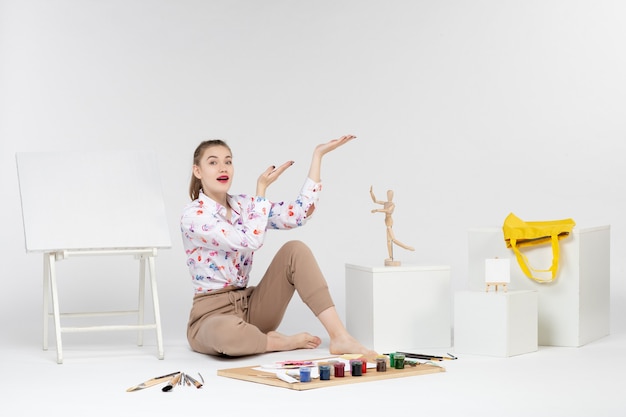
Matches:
[16,150,171,363]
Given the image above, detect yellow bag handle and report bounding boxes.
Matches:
[503,213,575,283]
[508,234,560,283]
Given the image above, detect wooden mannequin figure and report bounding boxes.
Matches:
[370,186,415,266]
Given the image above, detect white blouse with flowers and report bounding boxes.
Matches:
[180,177,321,294]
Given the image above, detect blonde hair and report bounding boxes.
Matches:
[189,139,231,200]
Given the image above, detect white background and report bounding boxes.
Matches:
[2,0,625,351]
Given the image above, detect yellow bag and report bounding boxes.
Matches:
[502,213,576,283]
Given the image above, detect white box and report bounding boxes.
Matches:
[454,290,538,357]
[345,263,451,353]
[468,226,610,347]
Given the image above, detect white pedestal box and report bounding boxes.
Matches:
[454,290,538,357]
[468,226,610,347]
[345,264,451,353]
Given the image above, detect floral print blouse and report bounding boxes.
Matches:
[180,177,321,294]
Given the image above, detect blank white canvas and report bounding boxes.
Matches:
[485,258,511,283]
[16,150,172,252]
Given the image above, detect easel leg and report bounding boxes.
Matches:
[43,254,49,351]
[485,282,508,293]
[147,254,164,360]
[47,253,63,364]
[137,256,146,347]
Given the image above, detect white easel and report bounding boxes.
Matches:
[485,258,510,293]
[16,150,172,364]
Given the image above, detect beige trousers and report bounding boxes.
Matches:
[186,240,335,356]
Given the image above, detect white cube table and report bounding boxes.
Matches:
[345,263,451,353]
[454,290,538,357]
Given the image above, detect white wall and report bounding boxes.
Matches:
[2,0,625,349]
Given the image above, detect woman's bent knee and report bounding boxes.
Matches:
[188,315,266,356]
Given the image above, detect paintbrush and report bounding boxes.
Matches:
[393,352,458,361]
[184,373,203,389]
[161,372,183,392]
[126,371,180,392]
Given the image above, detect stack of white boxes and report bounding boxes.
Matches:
[454,225,610,357]
[345,225,610,358]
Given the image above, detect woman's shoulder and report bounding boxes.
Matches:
[181,192,220,214]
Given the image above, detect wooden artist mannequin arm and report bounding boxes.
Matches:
[369,186,383,205]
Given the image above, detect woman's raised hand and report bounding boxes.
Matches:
[308,134,356,182]
[256,160,294,197]
[313,134,356,158]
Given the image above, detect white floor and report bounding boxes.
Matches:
[1,331,624,417]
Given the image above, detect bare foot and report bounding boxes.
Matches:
[266,331,322,352]
[329,333,378,360]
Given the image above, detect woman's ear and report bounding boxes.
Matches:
[192,165,202,180]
